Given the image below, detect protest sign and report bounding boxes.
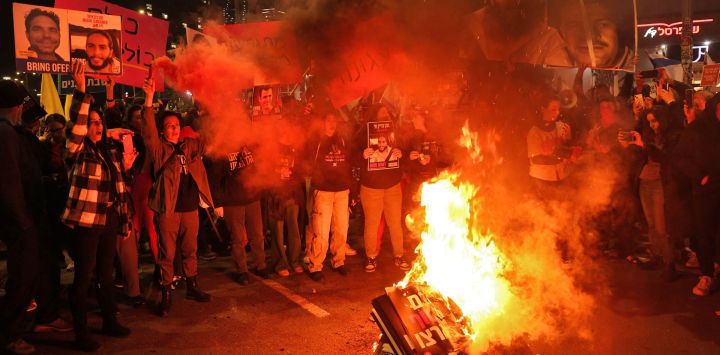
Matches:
[325,16,409,108]
[55,0,169,90]
[186,27,218,47]
[68,10,122,75]
[367,121,399,171]
[13,3,72,74]
[466,0,637,71]
[251,85,283,120]
[58,74,107,95]
[700,64,720,86]
[221,21,301,85]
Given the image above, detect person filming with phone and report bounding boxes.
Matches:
[618,105,682,280]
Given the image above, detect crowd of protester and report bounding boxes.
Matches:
[1,62,720,353]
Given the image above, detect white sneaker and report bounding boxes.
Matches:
[345,243,358,256]
[692,276,716,297]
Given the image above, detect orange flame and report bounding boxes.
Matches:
[399,172,514,346]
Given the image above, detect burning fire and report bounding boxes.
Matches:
[398,172,514,347]
[388,122,596,353]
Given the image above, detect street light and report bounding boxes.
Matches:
[139,9,145,14]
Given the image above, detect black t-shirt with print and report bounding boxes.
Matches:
[174,145,199,212]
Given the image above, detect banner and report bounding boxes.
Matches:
[68,10,122,75]
[57,74,107,95]
[55,0,169,90]
[700,64,720,86]
[221,21,301,86]
[467,0,637,71]
[367,121,399,172]
[325,16,409,108]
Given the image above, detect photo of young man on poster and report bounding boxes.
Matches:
[552,0,636,71]
[68,11,122,75]
[367,121,400,171]
[252,85,282,118]
[13,4,71,73]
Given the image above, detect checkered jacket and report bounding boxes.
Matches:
[61,94,132,235]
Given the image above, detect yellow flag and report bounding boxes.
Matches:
[40,73,64,116]
[64,94,73,121]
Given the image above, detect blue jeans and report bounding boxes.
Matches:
[639,178,671,263]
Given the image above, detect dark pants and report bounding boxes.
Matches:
[70,210,119,337]
[35,220,67,324]
[225,201,266,273]
[270,200,301,272]
[157,210,200,285]
[693,184,720,277]
[0,225,40,346]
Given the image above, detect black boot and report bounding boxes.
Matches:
[186,277,211,302]
[153,265,161,287]
[157,285,171,317]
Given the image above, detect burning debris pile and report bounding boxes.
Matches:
[372,127,600,354]
[372,173,512,354]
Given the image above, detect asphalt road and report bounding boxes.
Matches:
[18,250,720,354]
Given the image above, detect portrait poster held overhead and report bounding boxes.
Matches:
[251,85,282,119]
[12,3,71,74]
[68,10,122,75]
[367,121,399,171]
[467,0,636,71]
[548,0,636,71]
[55,0,169,90]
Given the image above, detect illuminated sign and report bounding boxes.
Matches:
[638,19,714,38]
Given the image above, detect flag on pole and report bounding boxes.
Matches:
[64,95,73,121]
[40,73,64,116]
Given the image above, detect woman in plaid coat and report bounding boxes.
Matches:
[61,62,137,352]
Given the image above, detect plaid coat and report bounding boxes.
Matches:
[61,94,132,235]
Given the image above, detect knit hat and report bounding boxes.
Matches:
[0,80,28,109]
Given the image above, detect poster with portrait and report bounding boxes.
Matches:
[13,3,71,74]
[547,0,636,71]
[467,0,636,71]
[251,85,282,120]
[367,121,399,171]
[67,10,122,75]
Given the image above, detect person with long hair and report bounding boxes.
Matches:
[62,61,136,351]
[620,105,681,279]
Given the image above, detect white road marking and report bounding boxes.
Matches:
[255,277,331,318]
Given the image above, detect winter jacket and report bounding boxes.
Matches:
[142,106,214,215]
[0,117,44,233]
[61,94,132,235]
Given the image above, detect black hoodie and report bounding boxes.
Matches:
[205,145,261,206]
[672,94,720,188]
[307,133,352,192]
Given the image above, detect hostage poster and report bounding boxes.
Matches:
[13,3,71,74]
[468,0,636,71]
[68,10,123,75]
[367,121,399,171]
[13,3,122,75]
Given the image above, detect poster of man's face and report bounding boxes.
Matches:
[13,3,70,72]
[550,0,635,71]
[467,0,636,71]
[68,10,122,75]
[252,85,282,117]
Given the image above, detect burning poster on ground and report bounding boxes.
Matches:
[372,121,605,354]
